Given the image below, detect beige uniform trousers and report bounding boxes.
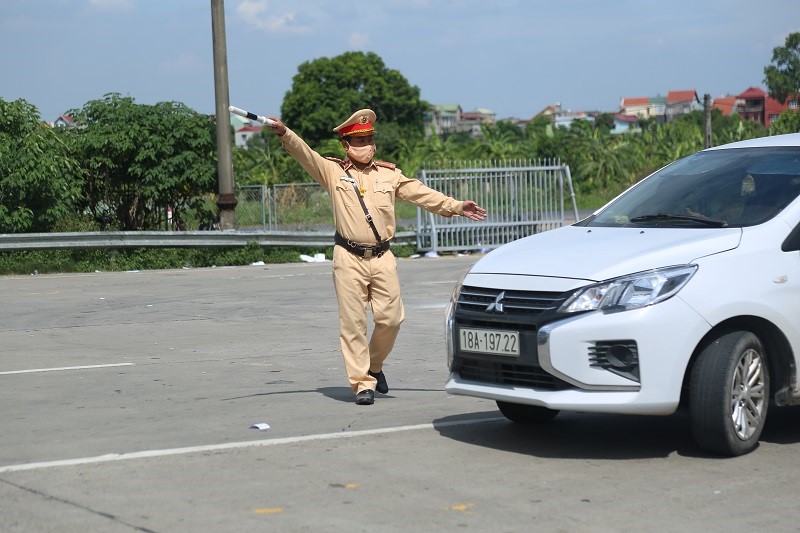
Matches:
[332,245,405,393]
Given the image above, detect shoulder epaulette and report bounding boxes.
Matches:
[324,156,347,167]
[374,160,397,170]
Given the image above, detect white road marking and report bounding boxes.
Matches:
[0,363,134,376]
[0,417,504,473]
[406,303,448,309]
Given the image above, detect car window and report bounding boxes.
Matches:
[587,147,800,228]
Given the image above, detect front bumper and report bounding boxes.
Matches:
[446,295,710,415]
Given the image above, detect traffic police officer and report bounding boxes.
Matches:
[266,109,487,405]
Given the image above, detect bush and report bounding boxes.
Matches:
[0,242,419,276]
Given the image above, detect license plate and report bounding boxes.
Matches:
[459,327,520,356]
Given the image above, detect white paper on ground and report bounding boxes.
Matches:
[300,254,328,263]
[250,423,270,430]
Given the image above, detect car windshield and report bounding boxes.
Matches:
[584,146,800,228]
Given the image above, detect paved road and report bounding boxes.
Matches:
[2,255,800,532]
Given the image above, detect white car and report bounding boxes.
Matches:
[445,132,800,456]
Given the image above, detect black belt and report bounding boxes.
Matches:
[335,231,390,258]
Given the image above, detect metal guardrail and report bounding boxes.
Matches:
[0,231,417,252]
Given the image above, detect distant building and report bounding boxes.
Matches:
[712,95,738,116]
[230,113,249,131]
[619,90,700,123]
[532,103,595,129]
[52,114,75,128]
[610,114,640,135]
[235,124,263,148]
[734,87,796,128]
[712,88,799,127]
[620,96,666,122]
[530,104,560,124]
[424,104,462,136]
[665,90,701,121]
[424,104,495,137]
[460,108,496,135]
[554,111,594,129]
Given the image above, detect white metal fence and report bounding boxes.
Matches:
[239,160,576,248]
[0,162,575,253]
[415,160,577,252]
[235,185,268,229]
[236,183,335,233]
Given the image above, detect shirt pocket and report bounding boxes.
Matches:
[335,181,360,207]
[374,183,395,208]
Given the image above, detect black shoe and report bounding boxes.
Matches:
[355,390,375,405]
[368,370,389,394]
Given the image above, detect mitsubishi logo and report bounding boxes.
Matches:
[486,291,505,313]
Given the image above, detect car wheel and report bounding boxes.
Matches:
[689,330,769,456]
[496,401,559,423]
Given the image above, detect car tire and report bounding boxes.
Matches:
[496,401,559,423]
[689,330,769,456]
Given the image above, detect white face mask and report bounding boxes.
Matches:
[346,143,375,164]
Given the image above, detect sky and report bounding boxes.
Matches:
[1,0,797,124]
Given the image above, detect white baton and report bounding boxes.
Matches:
[228,105,276,126]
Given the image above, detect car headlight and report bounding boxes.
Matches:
[446,268,471,369]
[559,265,698,314]
[450,267,470,307]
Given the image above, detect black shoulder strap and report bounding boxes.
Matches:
[344,168,383,244]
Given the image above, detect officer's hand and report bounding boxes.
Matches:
[267,117,287,137]
[462,200,487,221]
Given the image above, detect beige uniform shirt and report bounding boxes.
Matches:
[280,128,464,244]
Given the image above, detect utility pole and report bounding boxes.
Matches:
[211,0,237,229]
[703,93,712,149]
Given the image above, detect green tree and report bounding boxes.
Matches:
[68,93,218,230]
[233,144,278,187]
[764,32,800,104]
[394,135,429,179]
[471,122,526,160]
[562,124,630,195]
[769,108,800,134]
[593,112,616,133]
[642,120,704,166]
[280,51,428,147]
[417,131,472,165]
[715,114,768,144]
[524,116,561,160]
[233,132,296,186]
[672,109,764,146]
[0,98,83,233]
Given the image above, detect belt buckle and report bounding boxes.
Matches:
[363,248,373,259]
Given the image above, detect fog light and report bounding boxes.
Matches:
[607,344,635,368]
[589,340,639,382]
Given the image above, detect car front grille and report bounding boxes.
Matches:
[454,286,574,390]
[458,358,574,391]
[457,286,565,316]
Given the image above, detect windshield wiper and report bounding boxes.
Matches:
[628,213,728,227]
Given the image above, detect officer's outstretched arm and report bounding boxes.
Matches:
[461,200,487,221]
[265,117,287,137]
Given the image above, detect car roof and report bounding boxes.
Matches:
[708,132,800,151]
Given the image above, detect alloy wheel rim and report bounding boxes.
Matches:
[730,348,766,440]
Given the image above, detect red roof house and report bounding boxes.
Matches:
[665,90,701,121]
[736,87,789,127]
[712,96,738,116]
